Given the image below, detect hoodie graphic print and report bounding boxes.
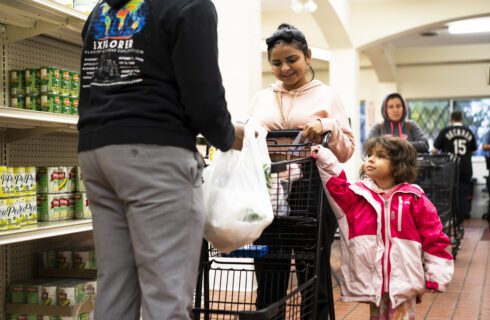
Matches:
[81,0,149,88]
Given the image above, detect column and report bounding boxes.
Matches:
[329,49,360,180]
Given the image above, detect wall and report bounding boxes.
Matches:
[213,0,262,122]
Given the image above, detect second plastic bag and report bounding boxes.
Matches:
[203,119,273,253]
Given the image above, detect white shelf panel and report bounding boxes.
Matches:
[0,106,78,128]
[0,219,92,245]
[0,107,78,142]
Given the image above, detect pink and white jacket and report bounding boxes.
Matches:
[314,147,454,308]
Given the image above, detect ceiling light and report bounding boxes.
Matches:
[303,0,318,13]
[290,0,317,14]
[448,17,490,34]
[291,0,303,13]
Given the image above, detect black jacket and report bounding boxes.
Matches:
[78,0,235,152]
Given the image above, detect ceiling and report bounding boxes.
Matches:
[261,0,490,48]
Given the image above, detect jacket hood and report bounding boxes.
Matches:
[105,0,131,10]
[360,178,424,197]
[381,92,407,123]
[271,79,323,96]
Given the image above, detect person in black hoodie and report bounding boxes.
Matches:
[367,93,429,153]
[78,0,243,319]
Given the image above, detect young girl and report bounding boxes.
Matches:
[311,136,454,320]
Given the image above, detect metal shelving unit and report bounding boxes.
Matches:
[0,1,91,317]
[0,0,87,45]
[0,220,92,246]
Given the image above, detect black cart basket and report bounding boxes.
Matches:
[193,130,336,320]
[415,153,460,258]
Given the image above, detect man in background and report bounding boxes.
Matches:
[434,110,477,225]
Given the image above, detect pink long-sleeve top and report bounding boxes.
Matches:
[248,80,355,162]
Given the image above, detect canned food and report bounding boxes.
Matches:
[7,197,21,229]
[61,95,71,114]
[70,72,80,96]
[42,250,57,268]
[0,199,8,231]
[25,195,37,225]
[25,167,36,195]
[25,68,41,95]
[2,167,14,197]
[70,96,79,115]
[41,284,57,305]
[60,70,71,95]
[13,167,26,196]
[57,250,73,269]
[40,67,60,93]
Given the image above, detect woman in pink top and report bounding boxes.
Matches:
[249,23,355,319]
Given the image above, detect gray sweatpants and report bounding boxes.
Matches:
[79,145,205,320]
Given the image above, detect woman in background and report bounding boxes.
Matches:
[367,92,429,153]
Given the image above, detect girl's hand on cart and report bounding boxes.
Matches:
[299,119,323,143]
[310,145,321,159]
[311,145,341,174]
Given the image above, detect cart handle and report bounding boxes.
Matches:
[267,130,332,147]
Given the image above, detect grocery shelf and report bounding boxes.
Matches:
[0,0,88,45]
[0,107,78,142]
[0,220,92,245]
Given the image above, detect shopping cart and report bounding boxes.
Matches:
[415,153,460,258]
[193,130,336,320]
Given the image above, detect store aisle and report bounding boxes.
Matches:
[331,218,490,320]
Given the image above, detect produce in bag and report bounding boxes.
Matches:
[203,119,273,253]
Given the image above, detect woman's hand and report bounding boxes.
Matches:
[300,119,323,143]
[231,123,245,151]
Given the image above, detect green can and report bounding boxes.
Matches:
[70,96,79,115]
[17,95,25,109]
[10,283,26,303]
[40,67,60,93]
[26,94,40,111]
[60,69,71,95]
[25,68,41,95]
[10,95,25,108]
[9,70,24,95]
[40,93,60,113]
[70,72,80,96]
[61,95,71,114]
[42,249,57,268]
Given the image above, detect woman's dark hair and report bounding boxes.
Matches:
[384,93,407,111]
[362,136,418,184]
[266,23,315,79]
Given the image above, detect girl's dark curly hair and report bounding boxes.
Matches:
[362,136,418,184]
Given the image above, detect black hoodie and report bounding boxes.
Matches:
[78,0,235,152]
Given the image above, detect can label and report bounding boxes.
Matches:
[61,95,71,114]
[57,250,73,268]
[60,69,71,95]
[2,167,14,196]
[0,199,8,231]
[13,167,26,196]
[7,197,20,229]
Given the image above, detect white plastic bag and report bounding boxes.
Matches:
[203,119,273,253]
